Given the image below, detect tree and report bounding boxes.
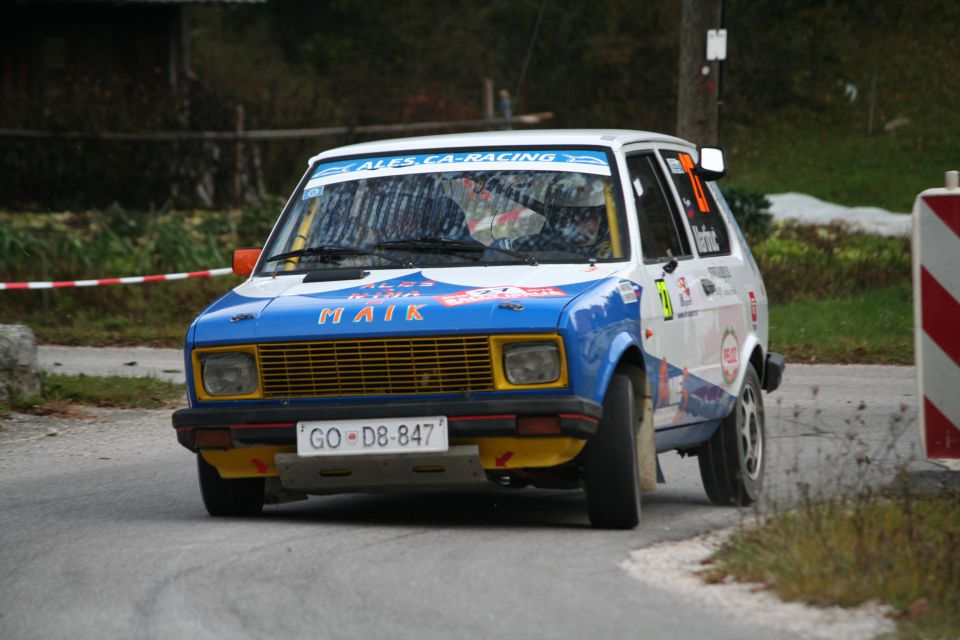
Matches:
[676,0,721,145]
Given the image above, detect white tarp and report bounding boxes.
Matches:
[766,192,911,237]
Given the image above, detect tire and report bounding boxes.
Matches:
[582,372,641,529]
[698,364,765,506]
[197,453,265,517]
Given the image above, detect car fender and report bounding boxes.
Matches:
[728,331,763,409]
[595,331,645,405]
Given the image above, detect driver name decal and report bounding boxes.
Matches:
[318,304,426,324]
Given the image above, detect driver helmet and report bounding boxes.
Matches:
[548,174,607,247]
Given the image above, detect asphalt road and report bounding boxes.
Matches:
[1,352,940,640]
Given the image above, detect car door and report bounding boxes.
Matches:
[657,147,752,396]
[623,151,712,429]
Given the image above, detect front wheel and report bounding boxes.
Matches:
[698,364,765,506]
[197,453,265,517]
[582,371,641,529]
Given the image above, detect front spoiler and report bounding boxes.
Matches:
[173,395,603,451]
[275,445,488,494]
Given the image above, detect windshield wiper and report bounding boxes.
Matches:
[376,236,537,265]
[264,244,413,268]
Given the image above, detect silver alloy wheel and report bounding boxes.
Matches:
[739,385,763,480]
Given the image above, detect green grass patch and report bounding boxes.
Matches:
[705,493,960,639]
[35,373,183,409]
[770,284,913,365]
[726,115,954,213]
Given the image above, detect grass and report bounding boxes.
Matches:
[770,284,913,365]
[726,114,956,213]
[8,373,184,413]
[703,492,960,639]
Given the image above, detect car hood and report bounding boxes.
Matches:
[192,265,626,345]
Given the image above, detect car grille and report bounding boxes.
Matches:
[257,336,495,398]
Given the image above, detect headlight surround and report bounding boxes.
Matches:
[200,352,258,396]
[503,342,562,385]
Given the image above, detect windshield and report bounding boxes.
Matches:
[259,148,627,275]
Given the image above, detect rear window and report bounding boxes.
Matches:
[659,150,730,256]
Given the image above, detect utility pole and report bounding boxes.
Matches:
[676,0,723,146]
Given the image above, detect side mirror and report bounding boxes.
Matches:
[695,147,726,181]
[232,248,261,277]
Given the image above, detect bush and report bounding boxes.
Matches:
[721,185,773,241]
[754,222,910,304]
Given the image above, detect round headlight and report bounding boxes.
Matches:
[201,352,258,396]
[503,342,561,385]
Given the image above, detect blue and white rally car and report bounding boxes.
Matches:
[172,130,784,529]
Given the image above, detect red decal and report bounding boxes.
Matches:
[452,414,517,421]
[250,458,269,474]
[924,195,960,238]
[657,358,670,406]
[645,328,653,339]
[436,286,566,307]
[495,451,514,467]
[924,398,960,457]
[749,291,757,322]
[921,267,960,367]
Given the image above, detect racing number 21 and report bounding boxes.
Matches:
[655,279,673,321]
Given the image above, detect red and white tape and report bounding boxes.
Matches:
[0,267,234,291]
[913,171,960,466]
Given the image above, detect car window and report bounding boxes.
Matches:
[626,154,691,262]
[659,149,731,256]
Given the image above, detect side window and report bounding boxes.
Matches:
[626,154,691,262]
[660,150,731,256]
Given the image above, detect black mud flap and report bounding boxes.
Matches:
[762,352,785,392]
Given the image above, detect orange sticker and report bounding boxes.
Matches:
[679,153,710,213]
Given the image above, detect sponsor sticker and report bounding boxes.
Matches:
[721,326,740,385]
[676,276,693,307]
[307,149,611,189]
[301,185,324,201]
[436,286,566,307]
[655,279,673,320]
[708,266,732,280]
[666,157,685,174]
[749,291,758,322]
[617,281,638,304]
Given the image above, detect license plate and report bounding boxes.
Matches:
[296,416,448,457]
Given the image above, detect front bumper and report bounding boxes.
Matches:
[173,394,602,451]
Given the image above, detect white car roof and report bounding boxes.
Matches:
[308,129,693,165]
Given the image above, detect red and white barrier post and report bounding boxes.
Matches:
[913,170,960,469]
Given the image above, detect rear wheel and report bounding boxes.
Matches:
[698,364,765,506]
[582,371,641,529]
[197,453,265,517]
